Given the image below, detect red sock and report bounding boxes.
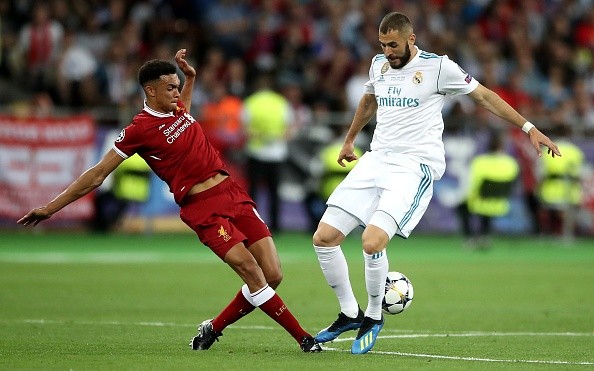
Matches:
[259,293,310,343]
[211,290,256,332]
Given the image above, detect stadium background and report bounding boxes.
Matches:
[1,2,594,368]
[1,0,594,236]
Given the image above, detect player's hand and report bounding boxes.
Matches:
[337,142,359,167]
[17,207,53,227]
[528,128,562,158]
[175,49,196,78]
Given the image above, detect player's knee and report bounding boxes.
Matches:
[362,228,389,254]
[313,224,343,247]
[228,257,267,288]
[232,258,259,276]
[266,270,283,289]
[362,240,383,254]
[313,230,332,247]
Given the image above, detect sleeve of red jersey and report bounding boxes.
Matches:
[113,123,141,159]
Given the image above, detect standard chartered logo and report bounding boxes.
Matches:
[376,95,420,107]
[163,113,195,144]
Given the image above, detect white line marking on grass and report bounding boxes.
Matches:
[19,319,277,330]
[323,347,594,365]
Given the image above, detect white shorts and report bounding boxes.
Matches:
[325,151,434,239]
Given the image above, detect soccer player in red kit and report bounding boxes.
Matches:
[17,49,322,353]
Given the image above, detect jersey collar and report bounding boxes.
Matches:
[143,100,175,118]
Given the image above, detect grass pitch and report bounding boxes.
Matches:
[0,231,593,370]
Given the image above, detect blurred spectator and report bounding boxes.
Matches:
[574,6,594,50]
[205,0,251,58]
[492,70,534,114]
[537,125,586,242]
[56,28,101,108]
[242,72,295,232]
[29,92,55,117]
[305,128,363,232]
[225,58,247,98]
[510,125,543,235]
[279,74,312,135]
[245,5,282,71]
[199,81,246,188]
[539,65,571,110]
[345,58,370,114]
[457,131,520,249]
[191,51,221,114]
[92,154,151,233]
[15,1,63,94]
[103,36,139,106]
[567,80,594,137]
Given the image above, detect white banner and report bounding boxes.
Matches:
[0,115,96,220]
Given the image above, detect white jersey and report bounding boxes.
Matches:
[364,46,479,179]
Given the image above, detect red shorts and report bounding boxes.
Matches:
[179,177,271,260]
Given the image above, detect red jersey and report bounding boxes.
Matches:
[113,101,227,205]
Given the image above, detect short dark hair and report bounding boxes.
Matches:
[137,59,177,87]
[379,12,413,35]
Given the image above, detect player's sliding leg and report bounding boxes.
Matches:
[190,241,321,352]
[191,284,322,352]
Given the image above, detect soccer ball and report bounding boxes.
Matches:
[382,271,414,315]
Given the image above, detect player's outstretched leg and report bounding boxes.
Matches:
[189,319,223,350]
[350,316,384,354]
[315,307,364,343]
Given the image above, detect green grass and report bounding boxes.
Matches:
[0,231,593,370]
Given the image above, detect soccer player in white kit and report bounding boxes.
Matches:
[313,12,561,354]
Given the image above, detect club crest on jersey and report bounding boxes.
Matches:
[116,129,125,142]
[381,62,390,74]
[218,226,231,242]
[413,71,423,85]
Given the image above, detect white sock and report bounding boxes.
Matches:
[364,249,388,320]
[314,245,359,318]
[241,284,275,307]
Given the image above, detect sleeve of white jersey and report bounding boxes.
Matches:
[437,56,479,96]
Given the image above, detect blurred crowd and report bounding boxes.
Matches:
[0,0,593,135]
[1,0,593,236]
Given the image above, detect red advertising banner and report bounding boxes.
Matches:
[0,115,96,221]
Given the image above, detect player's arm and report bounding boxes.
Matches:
[175,48,196,112]
[468,83,561,158]
[17,149,125,226]
[338,93,377,167]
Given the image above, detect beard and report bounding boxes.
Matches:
[389,42,412,69]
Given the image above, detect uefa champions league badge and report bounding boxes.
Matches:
[413,71,423,85]
[381,62,390,74]
[116,129,125,142]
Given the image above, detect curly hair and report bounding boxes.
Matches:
[137,59,177,87]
